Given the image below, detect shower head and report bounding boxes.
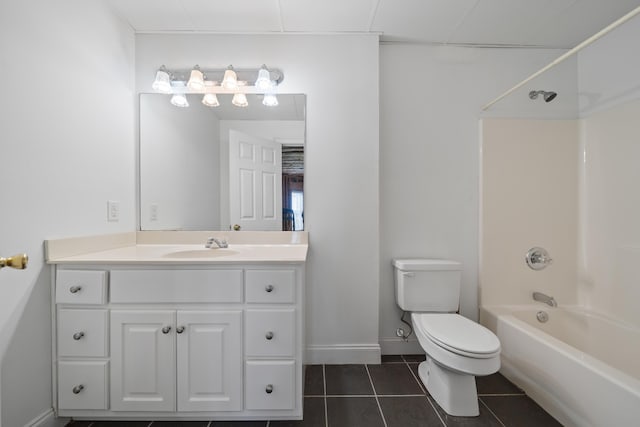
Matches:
[529,90,557,103]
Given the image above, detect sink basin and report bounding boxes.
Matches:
[163,249,239,259]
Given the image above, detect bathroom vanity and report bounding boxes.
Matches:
[46,232,307,421]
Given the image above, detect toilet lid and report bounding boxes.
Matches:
[413,313,500,358]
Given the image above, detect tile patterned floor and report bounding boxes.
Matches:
[66,355,562,427]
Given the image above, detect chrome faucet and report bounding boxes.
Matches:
[533,291,557,307]
[205,237,228,249]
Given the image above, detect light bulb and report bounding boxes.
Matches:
[255,65,272,91]
[232,93,248,107]
[152,67,172,94]
[202,93,219,107]
[222,66,238,90]
[187,66,205,91]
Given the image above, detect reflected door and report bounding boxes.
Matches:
[229,130,282,230]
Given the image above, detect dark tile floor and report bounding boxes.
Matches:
[66,355,562,427]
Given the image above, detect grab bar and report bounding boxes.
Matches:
[0,253,28,270]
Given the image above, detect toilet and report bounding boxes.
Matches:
[392,259,500,417]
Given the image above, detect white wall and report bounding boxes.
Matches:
[379,44,570,354]
[136,34,380,363]
[0,1,135,425]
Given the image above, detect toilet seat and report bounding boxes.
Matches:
[412,313,500,359]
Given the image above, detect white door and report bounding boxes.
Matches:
[176,310,243,411]
[110,310,176,412]
[229,130,282,231]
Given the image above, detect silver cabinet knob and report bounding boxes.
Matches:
[265,384,274,394]
[162,326,171,334]
[265,284,274,293]
[69,285,82,293]
[72,384,84,394]
[176,326,185,334]
[73,332,85,340]
[265,331,274,340]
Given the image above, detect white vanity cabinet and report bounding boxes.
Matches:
[53,263,304,421]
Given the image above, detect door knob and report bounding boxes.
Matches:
[232,224,241,231]
[0,253,28,270]
[162,326,172,334]
[73,332,85,340]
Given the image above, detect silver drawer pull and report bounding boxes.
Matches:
[73,332,85,340]
[69,285,82,293]
[162,326,172,334]
[72,384,84,394]
[265,331,274,340]
[176,326,185,334]
[265,284,274,293]
[265,384,274,394]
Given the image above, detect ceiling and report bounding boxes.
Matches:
[109,0,640,48]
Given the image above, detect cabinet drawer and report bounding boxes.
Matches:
[110,269,243,303]
[56,270,106,305]
[245,360,295,410]
[58,361,108,410]
[245,309,295,357]
[58,309,107,357]
[246,270,295,304]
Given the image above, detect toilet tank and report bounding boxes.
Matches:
[392,259,462,312]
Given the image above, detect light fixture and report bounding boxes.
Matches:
[152,65,172,94]
[232,93,248,107]
[151,64,284,107]
[202,93,219,107]
[187,65,205,91]
[222,65,239,90]
[254,65,272,91]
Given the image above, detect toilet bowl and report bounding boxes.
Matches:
[392,259,501,417]
[412,312,500,416]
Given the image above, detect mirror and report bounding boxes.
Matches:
[140,93,305,231]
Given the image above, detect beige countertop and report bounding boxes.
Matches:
[46,232,308,265]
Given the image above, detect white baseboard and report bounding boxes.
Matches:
[379,337,423,355]
[306,344,381,364]
[26,409,67,427]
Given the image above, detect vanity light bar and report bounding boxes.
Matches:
[152,64,284,95]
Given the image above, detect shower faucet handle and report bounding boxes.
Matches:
[526,247,553,270]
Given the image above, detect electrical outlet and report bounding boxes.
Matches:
[107,200,120,222]
[150,204,158,221]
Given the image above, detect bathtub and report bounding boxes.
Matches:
[481,305,640,427]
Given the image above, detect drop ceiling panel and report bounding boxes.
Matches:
[110,0,194,31]
[279,0,377,32]
[517,0,640,47]
[181,0,282,32]
[371,0,478,43]
[448,0,576,46]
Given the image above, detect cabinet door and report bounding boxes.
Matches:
[110,310,175,412]
[177,310,243,412]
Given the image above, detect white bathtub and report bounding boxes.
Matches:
[481,305,640,427]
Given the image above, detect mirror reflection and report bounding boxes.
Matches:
[140,93,305,231]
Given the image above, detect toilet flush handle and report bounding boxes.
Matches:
[401,272,415,278]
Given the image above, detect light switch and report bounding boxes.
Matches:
[107,200,120,222]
